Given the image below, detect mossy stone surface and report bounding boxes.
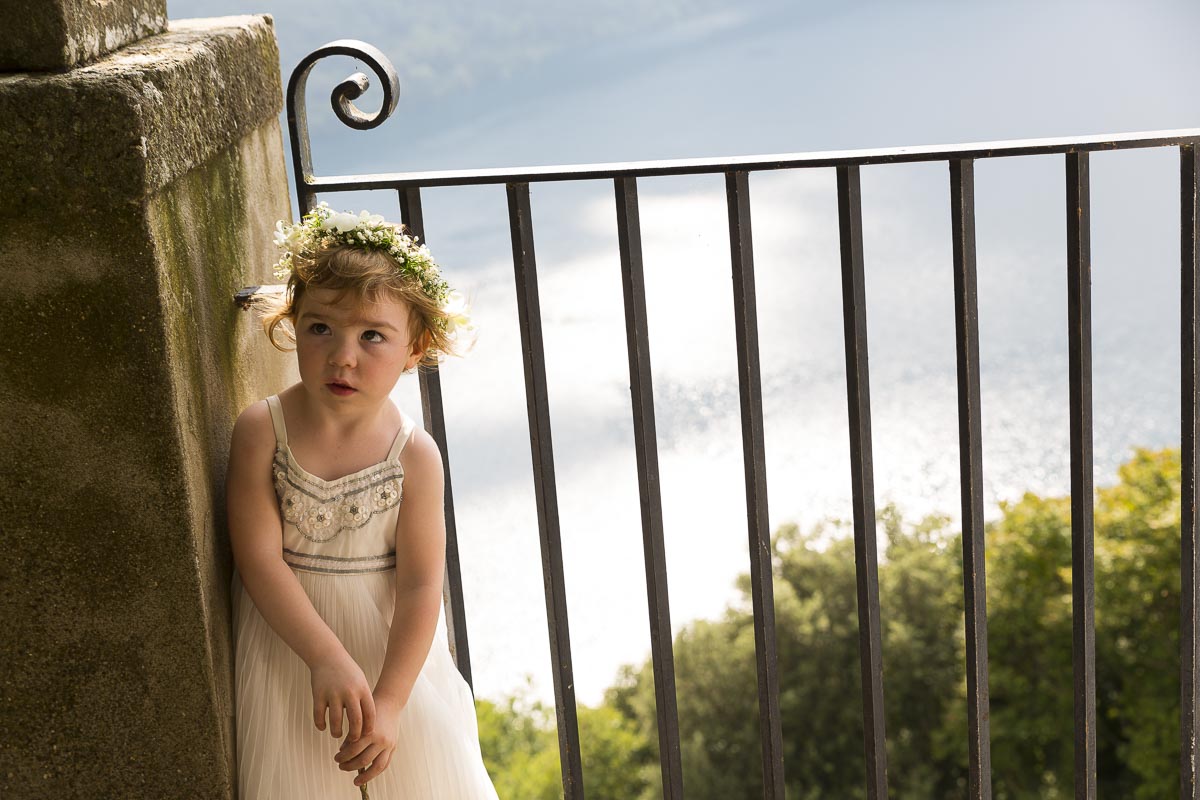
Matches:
[0,16,283,218]
[0,0,168,71]
[0,17,295,799]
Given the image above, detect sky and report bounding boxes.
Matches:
[170,0,1200,705]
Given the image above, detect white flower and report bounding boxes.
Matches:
[272,252,294,281]
[273,220,309,250]
[442,290,472,335]
[447,319,478,352]
[358,210,387,227]
[322,210,360,233]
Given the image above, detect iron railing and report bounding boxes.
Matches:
[233,38,1200,800]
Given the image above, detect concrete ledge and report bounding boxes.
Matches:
[0,0,168,71]
[0,15,283,217]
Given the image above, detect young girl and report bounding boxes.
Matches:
[226,203,498,798]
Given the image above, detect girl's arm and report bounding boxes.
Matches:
[332,427,447,787]
[227,400,376,741]
[373,427,448,709]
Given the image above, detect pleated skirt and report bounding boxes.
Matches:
[231,567,499,799]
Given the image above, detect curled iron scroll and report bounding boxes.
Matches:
[284,40,400,211]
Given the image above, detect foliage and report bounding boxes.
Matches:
[482,447,1184,797]
[606,508,971,798]
[477,675,655,799]
[984,447,1181,798]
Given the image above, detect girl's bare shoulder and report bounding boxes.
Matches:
[399,425,444,485]
[229,398,277,465]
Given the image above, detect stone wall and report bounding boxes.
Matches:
[0,9,295,798]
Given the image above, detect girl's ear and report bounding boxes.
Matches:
[407,330,431,370]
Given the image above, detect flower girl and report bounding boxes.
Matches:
[226,202,497,798]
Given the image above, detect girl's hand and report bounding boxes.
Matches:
[333,694,403,787]
[308,649,377,742]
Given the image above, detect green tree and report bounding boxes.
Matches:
[477,676,655,799]
[607,507,968,799]
[1094,447,1180,797]
[484,446,1184,797]
[983,490,1076,797]
[606,615,761,797]
[606,446,1185,798]
[476,679,560,799]
[984,447,1181,798]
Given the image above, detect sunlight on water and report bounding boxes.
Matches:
[388,148,1184,706]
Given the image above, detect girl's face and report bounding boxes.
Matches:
[293,286,421,411]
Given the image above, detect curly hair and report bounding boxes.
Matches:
[253,241,473,373]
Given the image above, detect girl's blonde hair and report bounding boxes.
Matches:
[255,241,471,373]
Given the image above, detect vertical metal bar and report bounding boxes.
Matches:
[836,164,890,799]
[949,159,993,799]
[398,188,475,691]
[505,182,585,799]
[725,169,786,798]
[1181,143,1200,799]
[613,176,684,799]
[284,66,316,216]
[1065,151,1097,799]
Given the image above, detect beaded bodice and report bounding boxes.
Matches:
[265,394,415,573]
[273,447,404,543]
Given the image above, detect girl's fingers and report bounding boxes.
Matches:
[334,737,372,766]
[361,696,376,737]
[346,702,363,741]
[355,747,392,786]
[330,702,344,738]
[340,742,383,772]
[313,698,328,731]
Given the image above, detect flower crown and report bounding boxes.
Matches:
[271,201,475,346]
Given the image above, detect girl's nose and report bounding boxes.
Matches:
[328,340,357,368]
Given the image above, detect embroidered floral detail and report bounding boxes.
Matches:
[272,448,404,543]
[282,490,305,526]
[374,481,400,509]
[340,498,371,525]
[311,504,334,529]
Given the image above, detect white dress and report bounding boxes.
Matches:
[231,394,499,799]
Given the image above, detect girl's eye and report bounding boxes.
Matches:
[309,322,329,335]
[362,330,386,344]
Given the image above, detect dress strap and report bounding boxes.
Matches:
[387,410,417,461]
[264,394,288,447]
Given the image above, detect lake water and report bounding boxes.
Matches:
[386,153,1188,707]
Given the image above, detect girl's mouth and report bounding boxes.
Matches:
[327,382,356,396]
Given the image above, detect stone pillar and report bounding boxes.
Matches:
[0,4,296,797]
[0,0,168,71]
